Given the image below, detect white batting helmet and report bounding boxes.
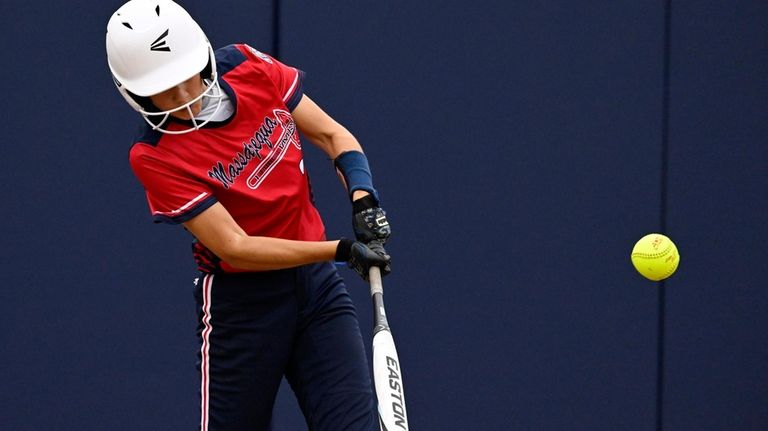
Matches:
[106,0,222,133]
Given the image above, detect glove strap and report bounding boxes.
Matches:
[352,194,378,213]
[335,238,355,262]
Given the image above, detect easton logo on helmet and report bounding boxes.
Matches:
[150,29,171,52]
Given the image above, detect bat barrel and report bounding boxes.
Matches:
[368,265,409,430]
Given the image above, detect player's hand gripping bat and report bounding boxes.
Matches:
[369,265,409,431]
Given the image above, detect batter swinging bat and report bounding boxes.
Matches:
[369,266,409,431]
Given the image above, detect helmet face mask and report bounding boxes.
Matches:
[140,77,225,135]
[106,0,219,134]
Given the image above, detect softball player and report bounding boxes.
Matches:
[105,1,392,430]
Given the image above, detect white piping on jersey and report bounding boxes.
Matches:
[152,192,210,217]
[282,69,300,103]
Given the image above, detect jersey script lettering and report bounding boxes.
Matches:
[207,116,279,189]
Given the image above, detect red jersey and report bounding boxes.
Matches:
[129,44,326,272]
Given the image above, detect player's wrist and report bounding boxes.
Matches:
[351,190,370,202]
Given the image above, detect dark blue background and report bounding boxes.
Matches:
[1,1,765,430]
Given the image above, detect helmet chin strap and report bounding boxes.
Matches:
[140,78,224,135]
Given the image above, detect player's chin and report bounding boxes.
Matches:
[170,103,202,121]
[170,112,193,121]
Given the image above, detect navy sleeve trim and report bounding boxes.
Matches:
[285,70,306,112]
[152,195,218,225]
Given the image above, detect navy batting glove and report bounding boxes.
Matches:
[336,238,392,280]
[352,195,391,244]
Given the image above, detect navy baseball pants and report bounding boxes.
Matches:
[193,261,377,431]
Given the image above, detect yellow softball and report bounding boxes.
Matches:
[631,233,680,281]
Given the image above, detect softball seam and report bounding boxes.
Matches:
[631,244,672,260]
